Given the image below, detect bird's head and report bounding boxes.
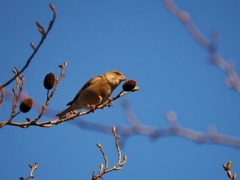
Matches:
[105,70,126,86]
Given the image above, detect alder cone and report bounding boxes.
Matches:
[122,79,137,91]
[20,98,34,113]
[44,73,55,90]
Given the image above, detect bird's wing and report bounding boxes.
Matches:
[66,75,103,106]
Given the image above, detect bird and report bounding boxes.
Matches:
[56,70,126,118]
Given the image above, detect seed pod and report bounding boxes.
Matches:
[20,98,34,113]
[122,79,137,91]
[44,73,55,90]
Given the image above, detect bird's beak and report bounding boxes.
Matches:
[120,76,127,82]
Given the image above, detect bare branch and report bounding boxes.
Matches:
[19,162,38,180]
[0,4,56,89]
[0,62,67,128]
[28,62,67,125]
[164,0,240,92]
[0,70,25,127]
[69,100,240,148]
[223,161,237,180]
[3,91,136,128]
[92,126,127,180]
[122,100,240,148]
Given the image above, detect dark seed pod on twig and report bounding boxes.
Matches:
[44,73,55,90]
[20,98,34,113]
[122,79,137,91]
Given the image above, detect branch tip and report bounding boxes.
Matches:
[96,143,102,148]
[49,4,56,12]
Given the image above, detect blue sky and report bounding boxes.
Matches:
[0,0,240,179]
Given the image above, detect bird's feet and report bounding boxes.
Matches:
[88,104,97,113]
[106,98,113,107]
[70,110,77,115]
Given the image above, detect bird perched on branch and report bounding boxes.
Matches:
[56,70,126,118]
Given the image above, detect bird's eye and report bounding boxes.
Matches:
[114,71,121,75]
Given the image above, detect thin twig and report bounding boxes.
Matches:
[0,86,4,107]
[0,4,56,89]
[29,62,67,124]
[164,0,240,92]
[112,127,121,168]
[0,71,24,127]
[19,162,38,180]
[96,144,108,171]
[92,126,127,180]
[222,161,237,180]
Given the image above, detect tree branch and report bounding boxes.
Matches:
[0,62,67,128]
[19,162,38,180]
[1,89,137,128]
[92,126,127,180]
[164,0,240,92]
[0,4,56,89]
[223,161,237,180]
[70,100,240,148]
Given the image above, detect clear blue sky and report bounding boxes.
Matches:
[0,0,240,179]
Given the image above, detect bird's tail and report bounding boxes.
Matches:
[56,106,73,118]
